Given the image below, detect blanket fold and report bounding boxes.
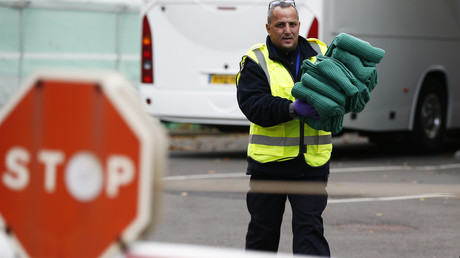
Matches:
[325,33,386,64]
[292,82,344,134]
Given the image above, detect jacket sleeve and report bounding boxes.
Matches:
[236,57,293,127]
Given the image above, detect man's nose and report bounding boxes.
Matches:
[284,25,292,34]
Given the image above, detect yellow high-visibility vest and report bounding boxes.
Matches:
[237,39,332,167]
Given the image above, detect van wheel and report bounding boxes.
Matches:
[408,77,446,153]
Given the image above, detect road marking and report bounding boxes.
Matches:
[332,163,460,173]
[415,163,460,171]
[331,166,410,173]
[329,193,454,204]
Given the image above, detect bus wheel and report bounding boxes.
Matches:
[409,77,446,153]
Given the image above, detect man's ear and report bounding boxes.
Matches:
[266,23,271,36]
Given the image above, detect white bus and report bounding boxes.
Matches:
[139,0,460,152]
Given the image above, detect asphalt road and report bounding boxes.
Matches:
[146,132,460,258]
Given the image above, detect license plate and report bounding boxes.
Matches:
[209,74,236,84]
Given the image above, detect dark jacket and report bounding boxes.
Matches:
[237,36,330,178]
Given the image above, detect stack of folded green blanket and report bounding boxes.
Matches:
[292,33,385,134]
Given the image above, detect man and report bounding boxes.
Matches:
[236,0,332,256]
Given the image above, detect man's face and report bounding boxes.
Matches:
[266,6,300,54]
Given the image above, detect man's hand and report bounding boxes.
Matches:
[293,99,320,119]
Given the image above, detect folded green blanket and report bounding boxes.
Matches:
[301,61,342,96]
[302,60,353,112]
[300,73,346,107]
[315,57,358,97]
[330,48,375,83]
[325,33,385,64]
[329,48,380,93]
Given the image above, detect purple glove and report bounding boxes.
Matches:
[293,99,320,119]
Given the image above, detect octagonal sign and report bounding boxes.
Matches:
[0,71,166,257]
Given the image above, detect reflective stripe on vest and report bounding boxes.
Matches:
[309,41,322,57]
[253,49,271,86]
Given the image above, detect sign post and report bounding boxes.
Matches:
[0,71,166,257]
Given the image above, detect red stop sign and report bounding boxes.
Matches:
[0,72,165,257]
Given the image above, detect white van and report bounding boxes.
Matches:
[139,0,460,151]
